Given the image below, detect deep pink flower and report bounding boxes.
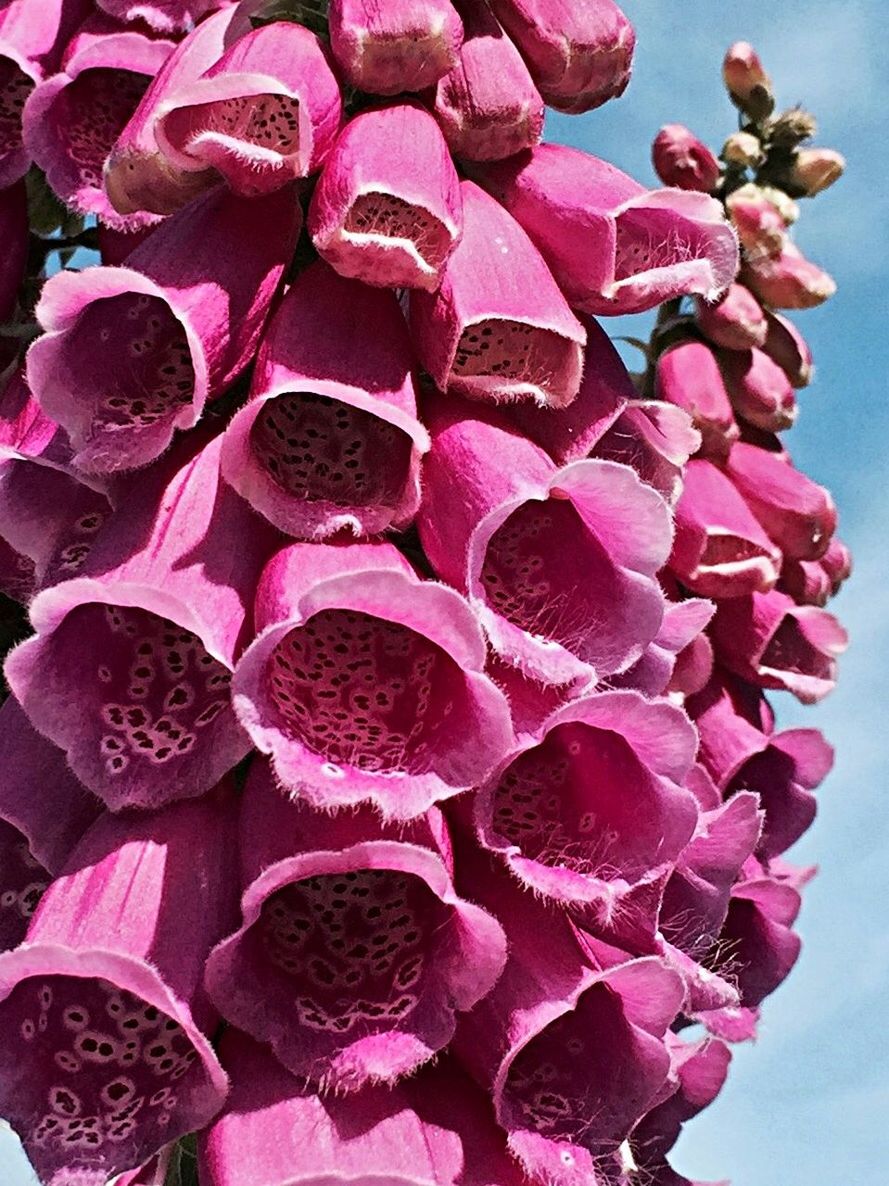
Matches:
[221,261,427,540]
[200,1033,525,1186]
[686,667,775,792]
[308,103,461,291]
[611,597,715,699]
[655,341,738,461]
[488,0,635,113]
[232,539,514,819]
[695,283,767,352]
[154,21,342,198]
[594,400,702,505]
[431,0,544,162]
[718,347,798,432]
[669,459,782,599]
[0,790,238,1185]
[23,15,176,227]
[410,179,586,407]
[205,759,506,1089]
[761,311,814,387]
[4,435,279,810]
[781,536,851,606]
[417,397,672,686]
[741,241,836,309]
[652,124,720,193]
[478,144,739,315]
[27,185,300,473]
[328,0,464,96]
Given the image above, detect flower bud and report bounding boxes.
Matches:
[742,242,836,310]
[762,311,813,387]
[695,283,768,352]
[721,131,764,169]
[719,347,798,432]
[651,124,720,193]
[655,340,738,460]
[788,147,845,196]
[722,41,773,118]
[329,0,464,95]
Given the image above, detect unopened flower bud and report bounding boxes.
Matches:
[652,124,720,192]
[742,242,837,310]
[789,148,845,196]
[722,131,765,169]
[727,189,788,259]
[767,106,818,148]
[696,283,768,352]
[723,41,773,118]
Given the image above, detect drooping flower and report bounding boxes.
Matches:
[232,539,514,820]
[761,311,813,387]
[0,789,238,1185]
[5,435,279,810]
[221,260,428,539]
[655,341,738,461]
[651,124,720,193]
[718,346,798,432]
[205,759,506,1089]
[409,179,586,407]
[594,399,702,506]
[477,143,739,315]
[694,283,767,352]
[26,184,301,473]
[741,241,836,310]
[308,102,461,291]
[417,397,672,686]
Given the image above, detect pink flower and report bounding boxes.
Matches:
[655,341,738,461]
[652,124,720,193]
[328,0,464,95]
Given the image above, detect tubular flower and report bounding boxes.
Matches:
[694,283,768,352]
[655,341,738,461]
[652,124,720,193]
[205,759,506,1089]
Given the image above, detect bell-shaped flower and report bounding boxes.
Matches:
[417,397,672,686]
[199,1033,526,1186]
[781,536,851,607]
[655,341,738,461]
[221,262,427,540]
[594,399,701,506]
[328,0,464,96]
[719,347,797,432]
[4,435,279,810]
[652,124,720,193]
[685,666,774,791]
[711,589,848,703]
[0,698,101,951]
[669,459,782,599]
[478,144,738,315]
[432,0,544,162]
[694,283,767,351]
[610,597,715,699]
[27,184,301,473]
[488,0,635,113]
[410,180,585,407]
[232,539,514,820]
[742,241,836,309]
[308,103,461,291]
[761,310,813,387]
[154,21,342,198]
[205,760,506,1090]
[23,15,177,227]
[0,789,238,1185]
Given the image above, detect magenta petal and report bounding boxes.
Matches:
[694,283,767,352]
[0,791,236,1185]
[27,185,300,473]
[686,667,774,791]
[612,597,714,698]
[328,0,464,96]
[711,590,848,703]
[308,103,461,291]
[761,311,813,388]
[669,459,782,598]
[488,0,635,113]
[221,261,427,539]
[655,341,738,462]
[200,1032,524,1186]
[233,539,514,819]
[205,760,506,1089]
[23,18,176,226]
[719,346,798,432]
[652,124,720,194]
[418,398,671,685]
[474,690,699,942]
[715,871,803,1008]
[156,21,342,196]
[479,144,738,315]
[409,180,586,408]
[594,399,702,506]
[432,0,544,162]
[4,436,278,810]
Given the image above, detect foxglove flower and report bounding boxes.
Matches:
[221,261,428,539]
[0,0,89,186]
[410,180,586,407]
[686,666,775,791]
[308,103,461,291]
[762,310,814,387]
[781,536,851,607]
[417,398,672,686]
[669,459,782,598]
[594,399,701,505]
[232,539,513,820]
[453,850,684,1186]
[719,347,797,432]
[0,698,101,951]
[652,124,720,193]
[741,241,836,310]
[431,0,544,162]
[27,184,301,473]
[711,590,848,703]
[612,596,715,699]
[655,341,738,461]
[154,21,342,198]
[23,15,176,226]
[725,442,837,561]
[0,790,237,1185]
[5,435,279,810]
[695,283,767,352]
[199,1033,526,1186]
[205,760,506,1089]
[472,689,699,949]
[478,144,738,315]
[329,0,464,95]
[488,0,635,113]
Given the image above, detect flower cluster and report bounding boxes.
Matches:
[0,6,848,1186]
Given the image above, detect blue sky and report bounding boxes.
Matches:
[3,2,887,1182]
